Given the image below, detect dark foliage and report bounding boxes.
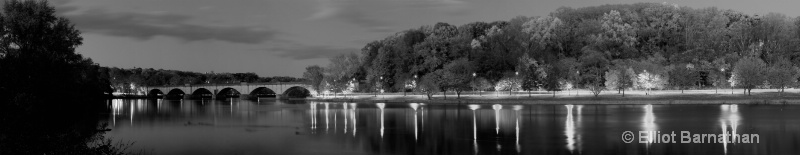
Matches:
[0,1,130,154]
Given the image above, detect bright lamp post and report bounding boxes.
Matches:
[472,73,476,96]
[513,72,519,96]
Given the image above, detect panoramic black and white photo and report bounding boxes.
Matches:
[3,0,800,154]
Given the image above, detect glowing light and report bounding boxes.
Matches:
[310,103,317,131]
[471,104,479,154]
[642,104,656,146]
[721,121,728,154]
[493,104,502,135]
[130,102,134,126]
[512,105,523,111]
[377,103,385,138]
[720,104,741,153]
[468,104,480,110]
[410,103,419,110]
[351,103,356,136]
[412,103,419,141]
[515,105,522,153]
[565,105,575,152]
[325,103,330,132]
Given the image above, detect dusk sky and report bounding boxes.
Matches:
[51,0,800,77]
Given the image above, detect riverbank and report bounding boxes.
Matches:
[304,88,800,105]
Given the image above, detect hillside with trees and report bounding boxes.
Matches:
[304,3,800,98]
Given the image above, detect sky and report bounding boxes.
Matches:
[49,0,800,77]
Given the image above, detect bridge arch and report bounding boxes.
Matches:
[283,86,310,98]
[166,88,185,99]
[147,89,164,98]
[192,88,213,99]
[250,87,276,98]
[216,87,241,99]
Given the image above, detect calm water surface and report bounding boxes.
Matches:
[104,99,800,154]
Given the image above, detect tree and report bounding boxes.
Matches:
[0,1,128,153]
[402,77,417,96]
[637,70,665,95]
[418,71,444,100]
[542,64,567,97]
[765,58,800,94]
[470,77,492,96]
[495,75,521,94]
[605,66,636,96]
[517,54,541,97]
[302,65,325,96]
[731,57,767,95]
[667,64,698,93]
[495,72,522,95]
[559,58,581,95]
[593,10,637,59]
[441,58,475,98]
[579,49,609,97]
[326,53,361,97]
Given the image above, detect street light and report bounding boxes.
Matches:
[472,72,477,96]
[513,71,519,96]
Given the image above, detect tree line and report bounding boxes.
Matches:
[103,67,306,95]
[304,3,800,99]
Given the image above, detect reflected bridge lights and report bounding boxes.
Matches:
[720,104,741,154]
[565,105,576,153]
[513,105,522,153]
[493,104,503,153]
[410,103,419,141]
[493,104,502,135]
[642,104,657,147]
[325,103,330,132]
[350,103,357,137]
[310,103,317,131]
[468,104,480,154]
[468,104,480,140]
[343,103,348,134]
[376,103,385,138]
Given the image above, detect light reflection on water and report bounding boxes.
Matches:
[720,104,741,154]
[642,104,657,148]
[105,99,800,155]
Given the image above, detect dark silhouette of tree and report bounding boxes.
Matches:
[0,0,127,154]
[579,49,609,97]
[667,64,699,93]
[441,58,474,98]
[303,65,325,96]
[732,57,767,95]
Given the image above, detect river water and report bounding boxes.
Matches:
[104,99,800,155]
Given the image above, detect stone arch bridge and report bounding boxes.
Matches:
[143,82,310,99]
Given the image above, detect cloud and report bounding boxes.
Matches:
[309,0,394,32]
[61,9,278,44]
[266,44,359,60]
[309,0,469,32]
